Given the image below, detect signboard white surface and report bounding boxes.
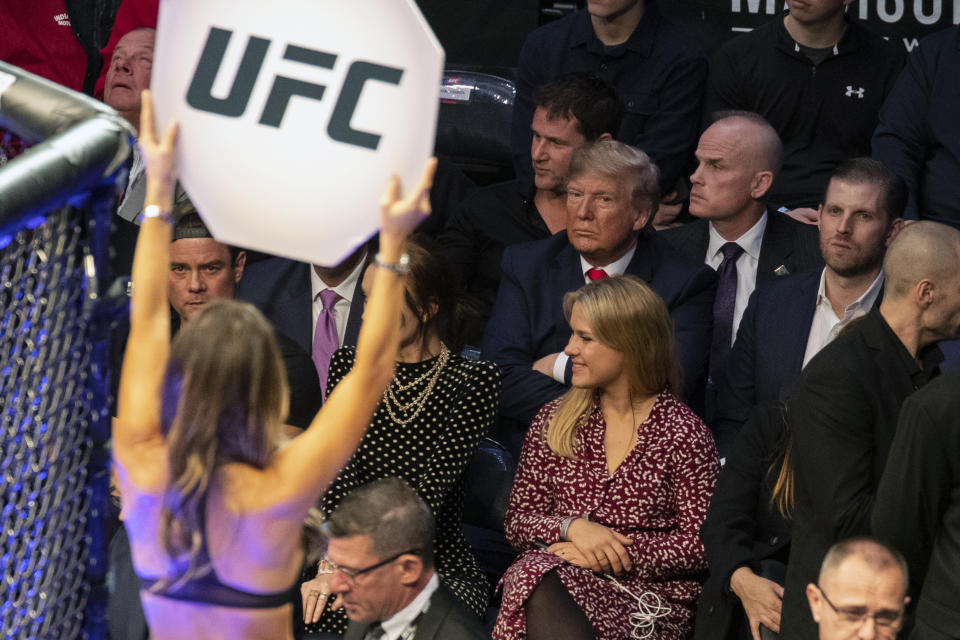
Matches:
[151,0,444,265]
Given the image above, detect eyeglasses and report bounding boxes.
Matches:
[814,584,903,633]
[320,549,421,582]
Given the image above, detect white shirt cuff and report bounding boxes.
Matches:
[553,353,570,383]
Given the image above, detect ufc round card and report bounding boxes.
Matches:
[151,0,444,265]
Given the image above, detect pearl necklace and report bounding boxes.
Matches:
[381,345,451,425]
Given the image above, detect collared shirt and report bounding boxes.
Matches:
[706,212,768,346]
[802,269,884,368]
[310,254,365,348]
[376,573,439,640]
[553,244,638,380]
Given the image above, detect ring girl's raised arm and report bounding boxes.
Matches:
[115,90,179,463]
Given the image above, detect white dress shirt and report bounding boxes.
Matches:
[706,212,768,347]
[802,269,884,368]
[310,254,366,349]
[375,573,440,640]
[551,244,639,381]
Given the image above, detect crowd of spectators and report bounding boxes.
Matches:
[4,0,960,638]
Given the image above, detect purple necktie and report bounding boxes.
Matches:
[312,289,341,395]
[710,242,744,373]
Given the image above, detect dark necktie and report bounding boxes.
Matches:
[711,242,744,371]
[586,268,608,281]
[312,289,341,395]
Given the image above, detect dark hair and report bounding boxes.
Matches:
[535,72,621,142]
[324,478,435,569]
[172,206,243,265]
[158,299,288,588]
[823,157,908,222]
[400,236,475,353]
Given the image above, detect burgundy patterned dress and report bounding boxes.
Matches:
[493,391,720,639]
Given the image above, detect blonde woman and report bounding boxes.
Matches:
[112,90,435,639]
[493,275,720,640]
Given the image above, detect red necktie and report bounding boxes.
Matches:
[586,268,608,281]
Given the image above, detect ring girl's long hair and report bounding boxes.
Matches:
[156,299,288,590]
[546,275,680,458]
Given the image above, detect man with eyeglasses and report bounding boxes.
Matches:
[806,538,908,640]
[304,477,487,640]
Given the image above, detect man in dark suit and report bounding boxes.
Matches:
[780,221,960,640]
[873,372,960,639]
[237,243,367,397]
[660,112,822,382]
[313,478,486,640]
[712,158,906,457]
[482,139,716,453]
[438,72,620,343]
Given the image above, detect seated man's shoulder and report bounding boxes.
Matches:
[524,8,584,45]
[918,24,960,63]
[847,19,904,58]
[711,14,777,65]
[452,180,527,226]
[425,584,488,639]
[644,230,715,279]
[657,219,707,252]
[652,11,707,60]
[502,231,571,269]
[237,255,304,289]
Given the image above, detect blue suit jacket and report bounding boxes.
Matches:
[482,230,716,432]
[236,257,365,356]
[711,271,820,453]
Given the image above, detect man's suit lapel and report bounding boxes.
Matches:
[556,237,584,290]
[343,269,366,348]
[784,272,822,375]
[757,211,797,284]
[626,231,661,283]
[280,262,314,355]
[409,585,454,640]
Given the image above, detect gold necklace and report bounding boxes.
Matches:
[381,345,450,425]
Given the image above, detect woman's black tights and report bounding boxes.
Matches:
[524,569,594,640]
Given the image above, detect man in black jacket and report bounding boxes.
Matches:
[708,0,903,219]
[780,221,960,640]
[873,372,960,639]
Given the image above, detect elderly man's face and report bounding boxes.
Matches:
[807,556,906,640]
[104,29,155,115]
[167,238,244,322]
[327,534,407,625]
[565,169,650,266]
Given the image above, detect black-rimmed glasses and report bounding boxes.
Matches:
[814,583,903,634]
[320,549,421,582]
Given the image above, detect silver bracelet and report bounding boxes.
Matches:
[139,204,173,224]
[374,252,410,275]
[560,516,577,541]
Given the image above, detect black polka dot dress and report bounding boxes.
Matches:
[306,345,500,634]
